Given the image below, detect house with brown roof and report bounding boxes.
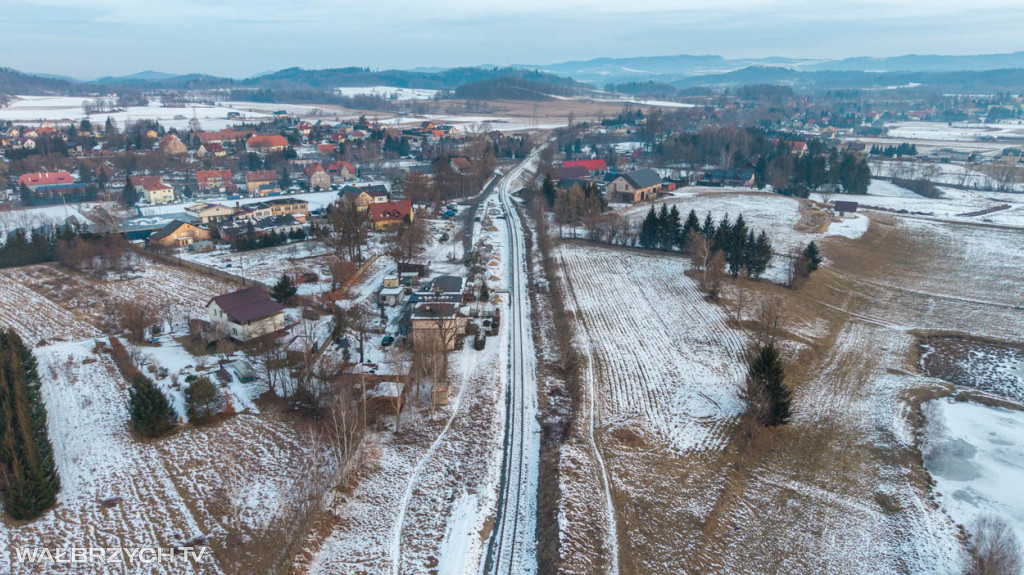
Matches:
[245,170,280,196]
[246,135,288,153]
[159,134,187,156]
[207,286,286,341]
[327,160,356,181]
[606,169,662,203]
[368,199,413,230]
[305,164,331,191]
[197,142,227,158]
[133,176,176,205]
[196,170,233,194]
[148,220,213,247]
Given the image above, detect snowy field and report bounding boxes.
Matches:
[0,95,272,131]
[558,243,746,452]
[923,400,1024,546]
[885,120,1024,142]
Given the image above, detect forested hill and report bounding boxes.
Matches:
[0,65,586,97]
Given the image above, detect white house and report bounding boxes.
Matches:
[207,286,286,341]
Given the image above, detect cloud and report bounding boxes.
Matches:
[2,0,1023,77]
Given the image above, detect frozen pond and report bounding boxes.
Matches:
[922,400,1024,545]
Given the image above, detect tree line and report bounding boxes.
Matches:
[639,205,775,280]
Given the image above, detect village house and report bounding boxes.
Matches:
[368,199,413,230]
[234,198,310,222]
[245,170,280,196]
[197,129,252,145]
[18,171,75,193]
[409,302,467,350]
[246,135,288,153]
[207,286,286,341]
[196,142,227,158]
[306,164,331,191]
[148,219,213,247]
[185,202,236,224]
[606,169,662,203]
[327,160,357,181]
[562,159,608,175]
[133,176,176,205]
[220,214,305,241]
[159,134,188,156]
[196,170,233,195]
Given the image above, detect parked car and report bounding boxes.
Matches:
[381,335,395,346]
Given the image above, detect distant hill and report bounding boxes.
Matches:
[668,66,1024,93]
[0,67,95,96]
[533,51,1024,86]
[92,70,181,84]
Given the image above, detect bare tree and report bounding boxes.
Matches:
[969,514,1023,575]
[386,216,429,268]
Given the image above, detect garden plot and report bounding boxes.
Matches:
[0,340,317,574]
[181,241,335,295]
[0,270,100,343]
[2,260,237,332]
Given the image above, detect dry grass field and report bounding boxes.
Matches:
[554,208,1023,573]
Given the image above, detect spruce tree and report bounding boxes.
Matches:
[701,212,716,237]
[656,204,670,250]
[129,375,177,437]
[272,274,298,304]
[714,213,732,254]
[0,329,61,520]
[120,178,139,207]
[754,155,768,189]
[666,205,682,251]
[541,175,557,208]
[748,344,792,426]
[639,206,659,249]
[727,214,748,276]
[749,231,773,279]
[804,241,822,272]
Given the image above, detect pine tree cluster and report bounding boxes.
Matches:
[0,329,61,520]
[640,205,774,279]
[869,143,918,157]
[747,344,792,427]
[231,227,307,251]
[272,273,298,304]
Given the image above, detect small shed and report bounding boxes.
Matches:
[833,200,859,217]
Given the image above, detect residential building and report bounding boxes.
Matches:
[562,159,608,174]
[606,169,662,203]
[327,160,357,181]
[246,135,288,153]
[159,134,188,156]
[185,202,235,224]
[148,220,213,247]
[196,170,233,194]
[245,170,280,196]
[234,198,310,222]
[196,142,227,158]
[133,176,176,204]
[306,164,331,191]
[18,171,74,192]
[207,287,286,341]
[368,200,413,230]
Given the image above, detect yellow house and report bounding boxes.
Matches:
[185,202,235,224]
[149,220,213,247]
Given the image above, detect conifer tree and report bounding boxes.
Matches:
[657,203,670,249]
[639,206,659,249]
[0,329,61,520]
[701,212,716,237]
[129,375,177,437]
[120,178,139,207]
[748,344,792,426]
[727,214,748,276]
[541,174,557,208]
[272,274,297,304]
[748,230,773,279]
[804,241,822,271]
[666,205,682,251]
[714,213,732,254]
[754,155,768,189]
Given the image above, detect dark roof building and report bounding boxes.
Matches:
[208,287,286,324]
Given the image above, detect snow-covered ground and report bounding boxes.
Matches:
[0,95,272,131]
[335,86,438,100]
[923,400,1024,546]
[885,120,1024,142]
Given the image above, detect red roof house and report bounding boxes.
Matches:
[18,171,74,190]
[368,200,413,230]
[562,159,608,172]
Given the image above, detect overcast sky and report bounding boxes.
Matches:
[4,0,1024,79]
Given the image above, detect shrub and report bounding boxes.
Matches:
[185,376,224,424]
